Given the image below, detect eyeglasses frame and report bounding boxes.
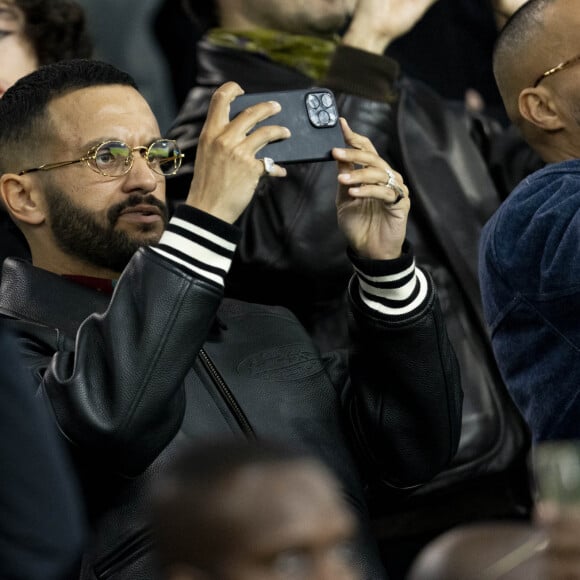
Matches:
[532,53,580,88]
[17,139,184,177]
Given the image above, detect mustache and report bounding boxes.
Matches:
[107,194,169,225]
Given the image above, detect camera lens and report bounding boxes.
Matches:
[305,91,338,127]
[306,94,320,109]
[321,93,333,108]
[318,110,330,126]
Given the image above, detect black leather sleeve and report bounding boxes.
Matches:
[341,275,463,488]
[41,249,223,476]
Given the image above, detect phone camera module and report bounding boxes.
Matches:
[305,91,338,128]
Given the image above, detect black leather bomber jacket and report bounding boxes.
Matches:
[0,249,461,580]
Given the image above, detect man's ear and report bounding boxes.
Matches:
[0,174,46,225]
[518,87,564,131]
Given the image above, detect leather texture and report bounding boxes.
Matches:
[167,42,535,535]
[0,251,461,580]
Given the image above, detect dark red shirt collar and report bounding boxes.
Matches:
[62,275,117,295]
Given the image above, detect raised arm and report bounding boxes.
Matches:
[331,119,462,486]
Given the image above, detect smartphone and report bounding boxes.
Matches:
[229,88,345,164]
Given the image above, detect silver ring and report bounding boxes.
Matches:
[261,157,275,175]
[385,168,405,203]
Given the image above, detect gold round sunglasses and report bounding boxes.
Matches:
[18,139,184,177]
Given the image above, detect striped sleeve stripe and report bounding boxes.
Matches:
[357,267,430,316]
[358,271,419,304]
[151,247,227,287]
[155,241,229,279]
[354,260,416,289]
[170,217,237,254]
[150,206,240,288]
[155,230,233,273]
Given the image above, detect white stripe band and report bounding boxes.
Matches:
[170,217,237,252]
[358,273,417,302]
[359,268,429,316]
[157,230,233,272]
[151,247,226,287]
[353,259,416,284]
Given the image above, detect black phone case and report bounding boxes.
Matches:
[229,88,345,164]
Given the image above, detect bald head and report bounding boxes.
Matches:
[493,0,580,161]
[493,0,555,122]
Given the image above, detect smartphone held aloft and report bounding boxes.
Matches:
[229,87,346,165]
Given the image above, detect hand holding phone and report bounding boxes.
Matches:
[229,88,345,165]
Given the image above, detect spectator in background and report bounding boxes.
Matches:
[0,0,91,98]
[479,0,580,441]
[0,322,86,580]
[0,0,92,270]
[152,439,361,580]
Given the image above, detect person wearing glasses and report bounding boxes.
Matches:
[479,0,580,442]
[0,59,461,580]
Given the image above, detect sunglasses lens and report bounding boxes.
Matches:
[148,140,182,176]
[93,141,131,176]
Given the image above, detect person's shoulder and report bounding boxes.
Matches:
[488,159,580,232]
[512,158,580,199]
[481,159,580,287]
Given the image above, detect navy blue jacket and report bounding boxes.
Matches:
[479,159,580,440]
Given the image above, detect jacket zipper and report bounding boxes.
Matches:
[94,529,153,579]
[199,347,256,439]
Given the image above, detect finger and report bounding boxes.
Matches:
[205,81,245,130]
[341,183,410,207]
[339,165,404,188]
[333,146,388,168]
[339,117,378,155]
[229,98,284,135]
[245,124,291,157]
[256,157,287,179]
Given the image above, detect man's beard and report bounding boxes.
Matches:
[44,186,169,273]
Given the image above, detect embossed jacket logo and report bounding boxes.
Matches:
[238,344,324,381]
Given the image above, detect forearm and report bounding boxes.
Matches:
[346,245,463,487]
[44,205,241,475]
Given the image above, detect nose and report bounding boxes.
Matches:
[121,149,160,195]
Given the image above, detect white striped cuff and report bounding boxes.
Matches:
[355,263,429,317]
[150,205,240,288]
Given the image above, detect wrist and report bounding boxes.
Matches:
[341,23,394,55]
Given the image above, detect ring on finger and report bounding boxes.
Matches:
[385,168,405,203]
[261,156,275,175]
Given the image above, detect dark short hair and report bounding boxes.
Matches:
[15,0,93,64]
[151,438,317,571]
[0,59,137,174]
[493,0,552,80]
